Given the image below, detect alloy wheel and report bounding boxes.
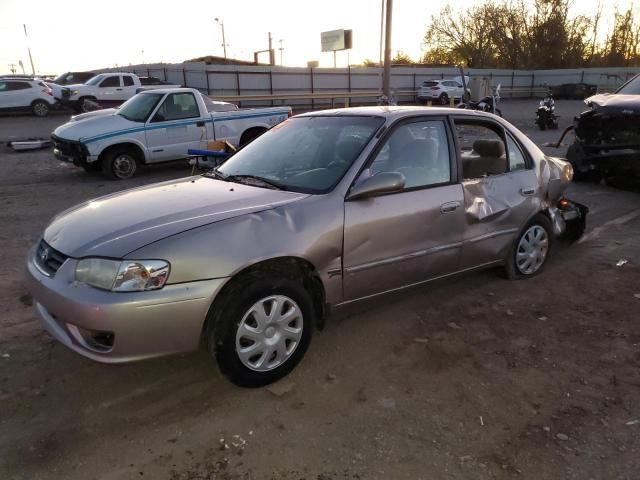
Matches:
[113,154,136,178]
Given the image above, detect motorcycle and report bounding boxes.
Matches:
[535,91,558,130]
[457,84,502,117]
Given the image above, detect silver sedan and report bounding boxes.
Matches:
[26,107,586,387]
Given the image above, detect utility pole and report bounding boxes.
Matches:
[215,18,227,59]
[268,32,274,65]
[23,24,35,75]
[382,0,393,100]
[8,63,17,74]
[379,0,385,66]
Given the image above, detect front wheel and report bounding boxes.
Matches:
[101,149,138,180]
[209,274,314,387]
[505,214,553,280]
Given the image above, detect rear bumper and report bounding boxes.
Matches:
[26,245,228,363]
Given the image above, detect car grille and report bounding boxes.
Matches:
[35,240,68,276]
[52,136,78,156]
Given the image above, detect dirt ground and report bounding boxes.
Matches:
[1,101,639,480]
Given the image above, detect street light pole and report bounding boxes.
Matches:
[382,0,393,100]
[215,18,227,59]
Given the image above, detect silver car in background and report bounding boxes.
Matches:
[26,107,586,387]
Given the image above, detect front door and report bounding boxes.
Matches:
[452,119,540,269]
[145,91,207,162]
[343,118,465,301]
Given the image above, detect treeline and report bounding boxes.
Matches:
[419,0,640,69]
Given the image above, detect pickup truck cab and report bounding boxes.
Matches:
[52,88,291,179]
[63,72,181,112]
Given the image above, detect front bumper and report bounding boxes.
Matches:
[26,245,228,363]
[52,134,88,164]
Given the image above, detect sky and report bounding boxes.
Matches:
[0,0,632,75]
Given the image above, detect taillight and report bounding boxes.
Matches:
[42,87,53,96]
[430,86,440,90]
[288,111,292,118]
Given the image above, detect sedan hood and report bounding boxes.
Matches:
[44,177,308,258]
[53,113,135,142]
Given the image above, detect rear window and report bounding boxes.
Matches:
[422,81,438,87]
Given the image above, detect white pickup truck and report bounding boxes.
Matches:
[52,88,291,179]
[62,72,181,112]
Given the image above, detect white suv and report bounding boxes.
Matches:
[417,79,470,105]
[0,78,57,116]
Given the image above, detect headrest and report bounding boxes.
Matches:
[473,139,505,158]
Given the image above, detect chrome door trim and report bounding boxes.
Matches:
[337,260,502,307]
[466,228,519,244]
[344,241,463,275]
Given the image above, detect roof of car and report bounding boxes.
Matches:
[139,87,197,95]
[298,105,497,121]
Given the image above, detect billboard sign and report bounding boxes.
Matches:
[321,29,352,52]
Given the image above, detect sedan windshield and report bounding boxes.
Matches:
[117,93,163,122]
[216,116,384,194]
[616,75,640,94]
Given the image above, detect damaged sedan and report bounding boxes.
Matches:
[567,74,640,179]
[26,107,586,387]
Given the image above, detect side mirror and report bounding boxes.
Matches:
[346,172,405,200]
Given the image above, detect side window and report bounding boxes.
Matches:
[123,76,134,87]
[368,120,451,189]
[6,81,32,91]
[152,93,200,122]
[506,134,527,171]
[99,76,120,88]
[455,122,507,180]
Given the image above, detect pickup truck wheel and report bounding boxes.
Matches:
[505,214,553,280]
[208,273,314,387]
[102,149,138,180]
[32,100,49,117]
[79,97,97,113]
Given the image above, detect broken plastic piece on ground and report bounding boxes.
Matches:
[7,138,52,151]
[616,259,628,267]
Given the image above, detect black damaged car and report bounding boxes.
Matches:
[567,74,640,180]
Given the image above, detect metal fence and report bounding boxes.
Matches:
[101,63,640,109]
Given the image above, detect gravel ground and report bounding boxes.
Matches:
[1,100,639,480]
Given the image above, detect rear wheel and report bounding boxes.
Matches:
[439,93,449,105]
[101,148,138,180]
[208,273,314,387]
[32,100,49,117]
[505,214,553,280]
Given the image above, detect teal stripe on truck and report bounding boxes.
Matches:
[80,110,290,145]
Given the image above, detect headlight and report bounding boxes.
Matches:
[71,90,79,96]
[562,163,574,182]
[75,258,170,292]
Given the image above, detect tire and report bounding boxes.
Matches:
[505,214,553,280]
[439,93,449,105]
[32,100,49,117]
[208,273,314,387]
[537,121,546,130]
[101,148,138,180]
[239,128,266,147]
[79,97,96,113]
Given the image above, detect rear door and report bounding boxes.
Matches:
[452,118,539,269]
[145,91,208,162]
[96,75,121,101]
[343,117,465,301]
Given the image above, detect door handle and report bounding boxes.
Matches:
[116,88,123,91]
[440,201,461,214]
[196,121,205,127]
[520,188,536,196]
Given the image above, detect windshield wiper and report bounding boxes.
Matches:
[225,174,284,190]
[202,169,228,181]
